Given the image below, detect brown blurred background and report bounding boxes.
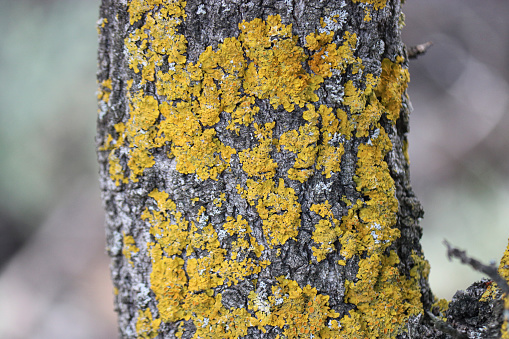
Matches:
[0,0,507,337]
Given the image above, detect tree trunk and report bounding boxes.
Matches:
[96,0,507,338]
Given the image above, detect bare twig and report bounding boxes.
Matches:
[425,310,468,339]
[444,240,509,296]
[407,41,433,59]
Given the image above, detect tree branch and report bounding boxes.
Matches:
[444,240,509,296]
[425,310,468,339]
[407,41,433,59]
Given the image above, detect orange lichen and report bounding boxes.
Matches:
[96,17,108,34]
[375,57,410,122]
[363,7,373,22]
[238,178,301,247]
[330,48,419,336]
[143,189,268,333]
[240,16,322,111]
[110,6,365,184]
[480,238,509,338]
[351,0,388,10]
[107,152,129,185]
[223,215,264,259]
[500,239,509,282]
[307,31,358,79]
[342,252,421,338]
[238,122,278,179]
[97,78,112,103]
[136,308,161,339]
[310,201,342,262]
[108,0,423,336]
[248,277,340,337]
[316,105,345,178]
[280,104,320,182]
[122,233,139,266]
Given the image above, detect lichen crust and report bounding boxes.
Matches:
[99,1,427,338]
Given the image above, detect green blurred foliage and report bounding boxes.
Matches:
[0,0,100,228]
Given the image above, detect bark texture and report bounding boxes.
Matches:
[97,0,507,338]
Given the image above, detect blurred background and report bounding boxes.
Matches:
[0,0,507,337]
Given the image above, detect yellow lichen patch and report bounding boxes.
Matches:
[337,108,354,140]
[146,208,188,257]
[115,1,421,336]
[238,122,278,179]
[122,233,140,266]
[280,104,320,182]
[363,7,372,22]
[113,8,364,185]
[240,15,322,111]
[142,190,268,335]
[316,143,344,178]
[480,238,509,338]
[432,298,449,319]
[108,152,129,185]
[351,0,387,11]
[220,257,270,288]
[343,251,422,338]
[227,96,260,133]
[127,92,160,130]
[344,58,408,135]
[129,12,182,83]
[310,201,342,262]
[410,251,430,281]
[500,242,509,339]
[142,190,189,257]
[316,105,337,144]
[403,138,410,164]
[187,253,225,292]
[280,103,348,182]
[307,31,358,79]
[334,52,420,335]
[238,178,301,247]
[344,73,386,138]
[96,17,108,34]
[145,188,225,324]
[248,276,339,337]
[343,80,366,115]
[136,307,161,339]
[316,104,345,178]
[100,121,125,151]
[223,215,264,258]
[192,299,255,338]
[171,128,236,181]
[197,80,222,126]
[97,78,112,103]
[375,57,410,122]
[355,128,400,246]
[149,250,188,322]
[119,92,161,181]
[215,37,246,111]
[498,238,509,281]
[157,101,236,181]
[279,119,319,164]
[262,179,300,247]
[156,65,192,101]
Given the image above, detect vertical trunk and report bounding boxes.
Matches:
[97,0,436,337]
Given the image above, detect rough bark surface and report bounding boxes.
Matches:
[96,0,507,338]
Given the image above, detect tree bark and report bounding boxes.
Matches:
[96,0,507,338]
